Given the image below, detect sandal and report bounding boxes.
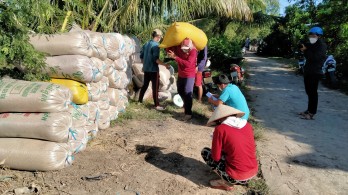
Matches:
[209,179,234,191]
[298,110,309,116]
[300,113,314,120]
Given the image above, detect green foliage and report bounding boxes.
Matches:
[0,1,50,81]
[208,36,243,71]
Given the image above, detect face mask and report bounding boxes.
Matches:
[182,49,189,53]
[309,37,318,44]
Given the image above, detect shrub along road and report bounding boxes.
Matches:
[246,53,348,195]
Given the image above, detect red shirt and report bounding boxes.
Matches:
[167,46,197,78]
[211,123,258,180]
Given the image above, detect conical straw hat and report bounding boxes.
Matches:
[207,104,245,126]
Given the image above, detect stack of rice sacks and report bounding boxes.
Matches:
[0,78,75,171]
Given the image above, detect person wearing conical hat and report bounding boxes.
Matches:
[201,104,258,191]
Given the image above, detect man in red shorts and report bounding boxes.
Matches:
[195,46,207,102]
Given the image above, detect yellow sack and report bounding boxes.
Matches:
[50,79,88,105]
[159,22,208,51]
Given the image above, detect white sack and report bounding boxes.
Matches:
[44,55,102,83]
[0,112,72,143]
[0,138,73,171]
[0,79,71,113]
[103,33,125,60]
[87,82,101,101]
[68,103,89,127]
[98,109,110,130]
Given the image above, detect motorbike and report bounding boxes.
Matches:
[322,55,341,89]
[295,50,306,74]
[229,64,245,86]
[201,59,217,94]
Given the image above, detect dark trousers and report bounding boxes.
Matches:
[201,147,249,184]
[177,77,195,115]
[139,72,159,107]
[304,74,321,114]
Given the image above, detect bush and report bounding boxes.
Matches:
[208,36,243,72]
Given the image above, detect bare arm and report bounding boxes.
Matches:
[208,98,223,106]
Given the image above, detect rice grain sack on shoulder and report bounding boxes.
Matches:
[30,31,95,57]
[0,79,71,113]
[50,79,88,105]
[0,112,72,143]
[0,138,73,171]
[44,55,102,83]
[159,22,208,51]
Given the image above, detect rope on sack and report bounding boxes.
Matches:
[65,150,75,166]
[69,128,78,140]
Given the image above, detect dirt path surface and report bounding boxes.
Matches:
[1,104,253,195]
[247,54,348,195]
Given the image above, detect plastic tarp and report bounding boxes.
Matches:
[0,138,73,171]
[0,112,72,143]
[0,79,71,113]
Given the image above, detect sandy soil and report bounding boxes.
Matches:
[247,54,348,195]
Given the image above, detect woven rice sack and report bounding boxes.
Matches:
[103,58,114,76]
[0,112,72,143]
[0,138,73,171]
[159,22,207,50]
[132,63,143,76]
[98,109,110,130]
[107,88,121,107]
[97,93,110,110]
[0,79,71,113]
[29,31,95,57]
[44,55,102,83]
[100,76,109,93]
[159,91,172,101]
[130,36,141,53]
[108,68,122,89]
[132,75,144,88]
[159,65,171,86]
[50,78,88,105]
[91,57,105,81]
[113,57,128,71]
[68,103,89,128]
[88,31,108,60]
[87,82,101,102]
[85,121,98,140]
[134,86,152,101]
[108,106,119,121]
[87,101,100,124]
[116,94,128,113]
[103,33,125,60]
[130,53,142,64]
[69,127,88,154]
[119,71,130,89]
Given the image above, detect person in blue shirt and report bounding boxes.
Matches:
[208,74,250,120]
[138,29,170,111]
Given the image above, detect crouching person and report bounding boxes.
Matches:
[201,104,258,191]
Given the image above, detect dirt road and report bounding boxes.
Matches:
[246,54,348,195]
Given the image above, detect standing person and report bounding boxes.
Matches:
[195,46,208,102]
[208,74,250,120]
[167,38,198,121]
[299,27,327,120]
[244,37,250,51]
[201,104,258,191]
[138,29,170,111]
